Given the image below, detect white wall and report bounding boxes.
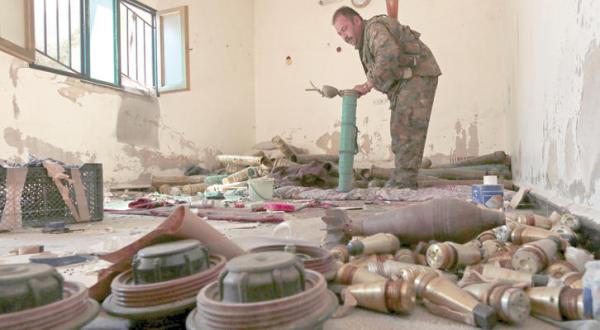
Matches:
[0,0,255,188]
[506,0,600,214]
[254,0,511,167]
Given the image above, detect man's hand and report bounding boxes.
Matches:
[353,81,374,97]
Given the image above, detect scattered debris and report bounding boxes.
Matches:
[9,245,44,255]
[29,253,93,267]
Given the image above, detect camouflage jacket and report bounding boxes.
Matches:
[358,15,441,96]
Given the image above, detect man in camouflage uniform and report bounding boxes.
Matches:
[332,7,441,189]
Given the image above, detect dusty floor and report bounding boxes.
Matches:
[0,201,555,329]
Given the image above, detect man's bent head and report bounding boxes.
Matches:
[332,6,363,48]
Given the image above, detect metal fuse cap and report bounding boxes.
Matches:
[0,263,64,314]
[132,239,210,284]
[219,251,305,303]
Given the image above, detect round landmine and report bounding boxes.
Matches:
[132,239,210,284]
[187,269,338,330]
[0,263,63,314]
[250,244,338,281]
[103,253,226,320]
[219,251,305,303]
[0,280,99,329]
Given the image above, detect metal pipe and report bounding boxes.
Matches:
[431,151,507,169]
[337,90,358,192]
[217,155,267,167]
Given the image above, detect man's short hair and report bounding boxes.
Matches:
[332,6,362,25]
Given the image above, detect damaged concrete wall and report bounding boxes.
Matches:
[254,0,510,167]
[0,0,255,187]
[506,0,600,214]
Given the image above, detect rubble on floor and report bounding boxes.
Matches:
[2,147,600,329]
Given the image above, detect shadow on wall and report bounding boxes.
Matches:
[116,94,160,148]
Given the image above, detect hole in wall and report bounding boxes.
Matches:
[336,47,342,53]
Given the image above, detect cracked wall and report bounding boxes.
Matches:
[506,0,600,213]
[0,0,255,187]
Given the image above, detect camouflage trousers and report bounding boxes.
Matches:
[389,76,438,185]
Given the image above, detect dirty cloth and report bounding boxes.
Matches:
[271,161,336,188]
[128,198,177,209]
[274,185,472,202]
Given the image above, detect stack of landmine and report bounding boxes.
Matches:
[321,198,594,328]
[152,137,513,194]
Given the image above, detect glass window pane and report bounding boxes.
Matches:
[89,0,116,84]
[160,8,188,92]
[70,0,81,72]
[34,0,46,51]
[45,0,58,59]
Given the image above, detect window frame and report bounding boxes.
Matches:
[29,0,159,93]
[158,5,190,94]
[0,0,35,62]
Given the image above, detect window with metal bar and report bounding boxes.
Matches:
[120,0,156,89]
[34,0,82,74]
[32,0,158,90]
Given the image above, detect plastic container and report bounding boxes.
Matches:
[248,178,274,201]
[472,184,504,208]
[583,261,600,319]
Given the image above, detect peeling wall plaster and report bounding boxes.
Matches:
[0,0,255,186]
[116,94,160,148]
[4,127,94,164]
[12,95,20,119]
[507,0,600,212]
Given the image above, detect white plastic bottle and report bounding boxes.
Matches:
[584,260,600,319]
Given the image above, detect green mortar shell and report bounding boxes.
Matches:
[337,90,358,192]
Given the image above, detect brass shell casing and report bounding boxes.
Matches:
[373,260,435,280]
[346,279,416,314]
[426,241,482,270]
[336,264,387,285]
[480,239,506,261]
[512,238,561,274]
[544,260,579,279]
[559,287,586,320]
[347,233,400,256]
[414,272,480,312]
[476,230,497,243]
[330,245,349,263]
[480,264,547,287]
[510,225,561,245]
[394,249,417,264]
[463,282,531,324]
[516,214,553,229]
[526,286,563,321]
[560,272,583,289]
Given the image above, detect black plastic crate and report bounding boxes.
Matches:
[0,163,103,227]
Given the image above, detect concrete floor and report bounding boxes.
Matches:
[0,202,557,329]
